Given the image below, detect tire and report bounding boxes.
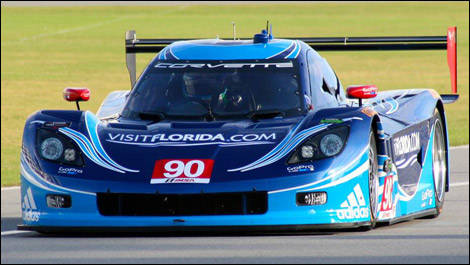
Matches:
[430,108,447,217]
[362,131,379,230]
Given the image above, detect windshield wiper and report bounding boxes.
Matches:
[247,109,285,121]
[138,112,166,122]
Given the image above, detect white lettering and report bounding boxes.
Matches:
[169,134,183,141]
[151,134,160,142]
[153,62,294,69]
[199,134,213,141]
[124,134,134,141]
[243,134,259,141]
[107,133,277,145]
[336,207,369,220]
[259,133,276,141]
[213,133,225,141]
[141,135,151,142]
[108,133,120,141]
[183,134,194,141]
[393,132,420,156]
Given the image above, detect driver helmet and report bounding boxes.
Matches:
[218,71,250,110]
[182,72,218,101]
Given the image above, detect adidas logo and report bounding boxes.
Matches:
[22,187,40,222]
[336,184,369,220]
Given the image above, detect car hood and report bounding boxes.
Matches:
[57,111,325,186]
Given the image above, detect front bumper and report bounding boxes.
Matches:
[18,176,373,232]
[19,146,375,232]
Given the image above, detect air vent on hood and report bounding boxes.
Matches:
[107,122,148,130]
[171,122,225,129]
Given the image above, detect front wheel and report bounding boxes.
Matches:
[362,131,379,230]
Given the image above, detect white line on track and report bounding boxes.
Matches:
[1,230,31,236]
[450,181,469,187]
[3,17,132,44]
[2,186,20,191]
[2,6,187,44]
[1,186,20,191]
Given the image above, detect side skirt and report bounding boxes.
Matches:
[380,208,438,225]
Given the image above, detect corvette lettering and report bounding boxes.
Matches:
[393,132,420,156]
[154,62,293,69]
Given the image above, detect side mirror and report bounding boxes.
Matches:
[346,85,378,106]
[63,87,90,110]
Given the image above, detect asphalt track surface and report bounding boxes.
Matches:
[1,146,468,264]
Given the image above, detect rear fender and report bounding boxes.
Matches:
[370,89,440,125]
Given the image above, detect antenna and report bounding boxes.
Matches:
[232,21,236,40]
[269,22,273,39]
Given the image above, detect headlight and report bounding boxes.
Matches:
[320,134,344,157]
[40,137,63,160]
[288,126,349,164]
[63,148,76,162]
[36,128,84,166]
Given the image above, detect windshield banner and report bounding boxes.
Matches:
[154,62,293,69]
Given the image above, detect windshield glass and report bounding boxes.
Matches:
[121,60,303,120]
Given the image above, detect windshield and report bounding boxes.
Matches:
[121,60,304,121]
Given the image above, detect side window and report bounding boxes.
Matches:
[320,58,338,96]
[306,51,322,98]
[306,50,338,109]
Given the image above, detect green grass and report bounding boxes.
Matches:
[1,2,468,186]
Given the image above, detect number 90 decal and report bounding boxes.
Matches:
[151,159,214,184]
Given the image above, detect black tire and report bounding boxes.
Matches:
[361,131,379,230]
[430,108,447,217]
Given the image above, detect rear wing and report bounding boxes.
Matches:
[125,27,458,101]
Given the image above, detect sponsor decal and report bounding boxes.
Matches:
[22,188,40,222]
[380,175,394,212]
[58,167,83,175]
[393,132,420,156]
[107,133,276,146]
[154,62,293,69]
[384,97,399,114]
[421,188,434,207]
[287,164,314,173]
[320,117,363,124]
[151,159,214,184]
[320,119,344,124]
[336,184,369,220]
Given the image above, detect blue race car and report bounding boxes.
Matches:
[18,25,459,233]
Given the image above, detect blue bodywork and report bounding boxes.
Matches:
[19,32,449,231]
